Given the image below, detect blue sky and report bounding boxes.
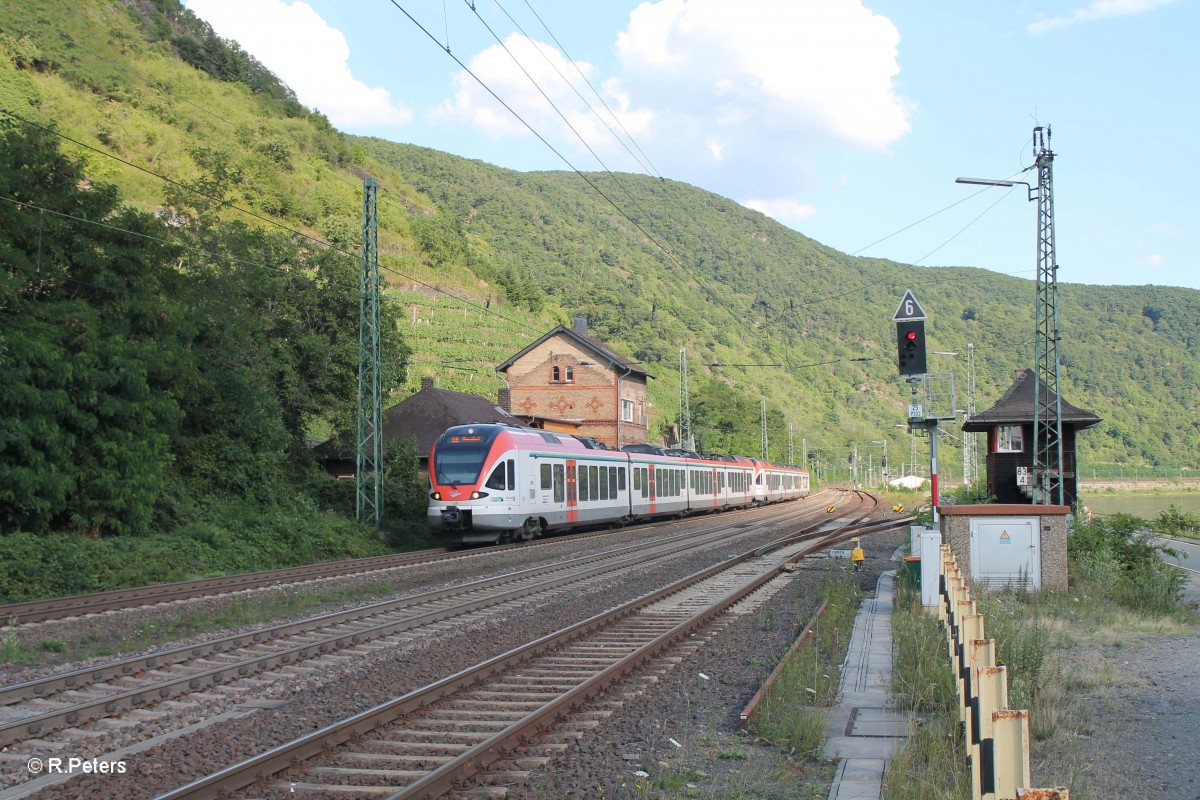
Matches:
[185,0,1199,291]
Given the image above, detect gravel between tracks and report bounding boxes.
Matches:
[8,517,1198,800]
[8,505,856,799]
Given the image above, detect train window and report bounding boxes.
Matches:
[599,466,609,500]
[589,466,600,500]
[579,468,589,501]
[640,468,648,498]
[633,469,641,491]
[507,459,515,491]
[541,464,552,490]
[618,467,626,491]
[609,467,618,497]
[485,463,506,490]
[553,464,565,502]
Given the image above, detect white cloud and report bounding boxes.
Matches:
[615,0,912,151]
[742,198,818,224]
[1027,0,1177,35]
[432,33,654,150]
[436,0,910,198]
[1148,221,1174,234]
[1135,254,1166,268]
[185,0,411,128]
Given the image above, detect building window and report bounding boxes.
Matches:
[551,366,561,382]
[995,425,1024,453]
[564,366,574,383]
[621,399,634,422]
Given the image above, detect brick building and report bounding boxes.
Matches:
[496,317,654,449]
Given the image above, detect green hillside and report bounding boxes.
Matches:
[360,140,1200,472]
[2,0,1198,548]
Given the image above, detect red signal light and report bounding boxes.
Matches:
[905,331,918,342]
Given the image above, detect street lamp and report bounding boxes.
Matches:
[958,127,1064,505]
[955,177,1035,200]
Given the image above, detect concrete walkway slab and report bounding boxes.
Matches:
[824,571,908,800]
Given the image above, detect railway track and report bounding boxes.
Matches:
[0,490,843,628]
[154,499,908,799]
[0,493,866,753]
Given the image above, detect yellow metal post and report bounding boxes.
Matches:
[974,665,1008,800]
[991,709,1031,800]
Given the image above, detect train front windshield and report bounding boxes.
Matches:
[432,428,502,486]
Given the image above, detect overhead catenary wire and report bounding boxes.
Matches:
[491,0,661,178]
[518,0,661,179]
[0,3,420,221]
[386,0,760,341]
[1,109,541,337]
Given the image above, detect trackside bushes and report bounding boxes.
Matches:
[0,497,389,604]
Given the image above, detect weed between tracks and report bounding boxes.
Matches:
[747,569,861,760]
[1,580,404,668]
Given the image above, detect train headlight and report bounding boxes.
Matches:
[471,491,489,500]
[431,491,441,501]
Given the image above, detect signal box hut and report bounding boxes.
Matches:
[496,317,654,449]
[962,368,1101,507]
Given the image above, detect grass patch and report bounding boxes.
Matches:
[748,568,861,759]
[885,513,1199,797]
[886,580,970,800]
[15,579,406,665]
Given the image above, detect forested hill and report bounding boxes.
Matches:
[2,0,1198,558]
[357,140,1200,469]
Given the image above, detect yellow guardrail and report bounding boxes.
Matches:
[937,545,1069,800]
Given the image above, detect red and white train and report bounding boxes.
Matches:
[427,423,810,544]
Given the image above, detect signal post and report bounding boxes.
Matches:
[894,290,955,523]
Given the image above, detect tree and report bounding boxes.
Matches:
[0,123,185,534]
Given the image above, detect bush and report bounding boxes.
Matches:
[1068,513,1185,615]
[0,498,390,604]
[1152,504,1200,536]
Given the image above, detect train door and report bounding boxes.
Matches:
[648,464,657,514]
[566,460,578,523]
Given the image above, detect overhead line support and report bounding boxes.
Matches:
[357,177,383,530]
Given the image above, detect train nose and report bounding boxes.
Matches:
[441,506,463,529]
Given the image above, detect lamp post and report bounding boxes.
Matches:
[958,126,1064,505]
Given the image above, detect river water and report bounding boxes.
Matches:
[1079,492,1200,519]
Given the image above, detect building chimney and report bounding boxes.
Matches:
[572,315,588,337]
[420,377,434,391]
[497,387,511,413]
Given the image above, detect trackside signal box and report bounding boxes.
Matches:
[896,320,927,376]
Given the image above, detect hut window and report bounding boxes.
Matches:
[995,425,1024,453]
